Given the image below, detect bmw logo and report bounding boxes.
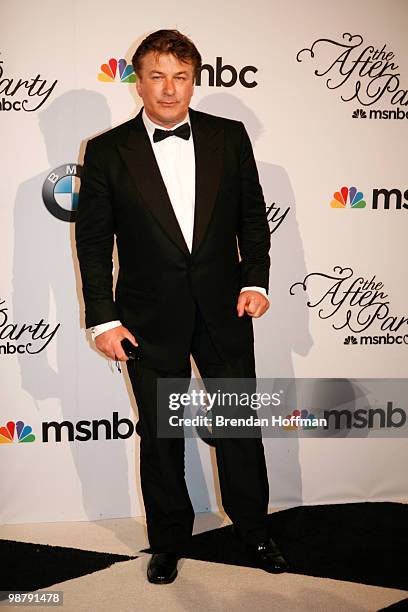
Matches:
[42,164,82,222]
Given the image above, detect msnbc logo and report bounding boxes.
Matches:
[330,186,366,209]
[98,58,136,83]
[282,409,318,430]
[0,421,35,444]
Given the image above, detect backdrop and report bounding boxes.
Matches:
[1,0,407,524]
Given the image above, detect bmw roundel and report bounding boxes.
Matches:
[42,164,82,222]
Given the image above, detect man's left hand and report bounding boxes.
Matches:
[237,290,269,318]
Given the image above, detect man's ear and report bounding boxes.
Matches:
[135,76,142,97]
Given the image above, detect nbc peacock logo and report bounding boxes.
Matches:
[0,421,36,444]
[330,186,366,209]
[282,409,318,430]
[98,58,136,83]
[352,109,367,119]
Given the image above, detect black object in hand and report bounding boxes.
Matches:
[121,339,140,360]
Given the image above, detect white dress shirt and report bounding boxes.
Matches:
[91,109,267,339]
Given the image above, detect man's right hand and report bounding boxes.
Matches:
[94,326,138,361]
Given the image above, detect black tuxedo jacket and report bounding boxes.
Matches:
[75,108,270,372]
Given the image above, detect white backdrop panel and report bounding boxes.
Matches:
[1,0,407,523]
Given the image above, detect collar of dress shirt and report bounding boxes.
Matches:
[142,108,190,144]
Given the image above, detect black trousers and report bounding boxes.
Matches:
[127,304,269,553]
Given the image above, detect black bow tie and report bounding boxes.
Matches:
[153,122,191,143]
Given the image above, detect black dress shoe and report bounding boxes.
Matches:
[147,553,178,584]
[253,537,289,573]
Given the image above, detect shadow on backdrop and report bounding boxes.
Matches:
[12,90,144,543]
[195,94,313,506]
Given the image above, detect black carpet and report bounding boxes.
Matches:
[378,599,408,610]
[0,539,137,597]
[145,502,408,591]
[2,502,406,599]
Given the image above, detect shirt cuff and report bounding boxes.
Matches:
[240,286,268,299]
[90,320,122,341]
[90,290,267,340]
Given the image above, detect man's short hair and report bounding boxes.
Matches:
[132,29,202,80]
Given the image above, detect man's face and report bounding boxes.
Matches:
[136,51,195,128]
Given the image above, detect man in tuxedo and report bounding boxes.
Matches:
[75,29,289,583]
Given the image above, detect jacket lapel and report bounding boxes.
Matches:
[190,108,224,254]
[118,107,224,257]
[118,109,190,256]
